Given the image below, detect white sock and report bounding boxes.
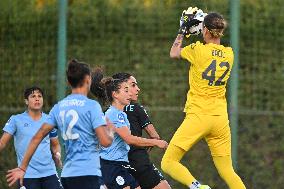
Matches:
[189,180,201,189]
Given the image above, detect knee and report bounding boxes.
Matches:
[218,166,237,181]
[161,155,173,174]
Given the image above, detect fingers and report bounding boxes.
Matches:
[164,142,169,149]
[185,6,199,14]
[147,146,153,153]
[6,168,24,187]
[6,173,14,183]
[6,173,18,187]
[20,178,23,187]
[162,141,168,149]
[7,168,19,173]
[191,7,198,14]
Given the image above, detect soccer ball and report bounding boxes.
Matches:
[189,21,204,35]
[189,11,207,35]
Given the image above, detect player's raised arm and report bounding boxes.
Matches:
[170,34,184,59]
[170,7,197,58]
[170,7,206,59]
[6,123,54,187]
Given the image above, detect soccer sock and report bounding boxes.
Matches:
[212,156,246,189]
[161,144,196,187]
[189,180,201,189]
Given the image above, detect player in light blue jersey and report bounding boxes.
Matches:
[0,86,62,189]
[91,69,168,189]
[6,60,114,189]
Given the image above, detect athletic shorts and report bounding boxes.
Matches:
[170,113,231,157]
[61,175,105,189]
[100,158,139,189]
[129,149,164,189]
[20,174,62,189]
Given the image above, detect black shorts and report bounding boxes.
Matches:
[61,175,104,189]
[129,150,165,189]
[100,158,139,189]
[20,174,63,189]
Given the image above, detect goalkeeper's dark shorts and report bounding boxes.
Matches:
[128,149,165,189]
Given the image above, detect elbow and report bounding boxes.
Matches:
[0,142,6,151]
[170,51,180,59]
[100,135,114,147]
[100,138,113,147]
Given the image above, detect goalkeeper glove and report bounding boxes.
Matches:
[188,10,208,35]
[178,7,199,36]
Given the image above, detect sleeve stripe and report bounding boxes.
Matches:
[141,122,152,128]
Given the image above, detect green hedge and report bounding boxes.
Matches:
[0,0,283,188]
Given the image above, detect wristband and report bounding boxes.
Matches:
[18,167,26,173]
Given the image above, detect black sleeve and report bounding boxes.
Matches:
[135,104,152,129]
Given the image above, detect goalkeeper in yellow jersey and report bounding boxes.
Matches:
[161,7,246,189]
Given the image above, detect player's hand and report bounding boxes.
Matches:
[178,6,199,36]
[6,167,25,187]
[155,140,168,149]
[53,152,63,169]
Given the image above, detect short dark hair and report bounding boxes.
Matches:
[66,59,91,88]
[24,86,44,99]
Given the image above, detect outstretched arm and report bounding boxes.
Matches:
[6,123,54,187]
[144,124,160,140]
[116,126,167,149]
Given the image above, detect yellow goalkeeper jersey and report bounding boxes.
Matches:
[181,41,234,115]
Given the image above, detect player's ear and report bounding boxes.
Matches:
[203,27,208,35]
[85,75,91,86]
[24,99,29,106]
[112,90,118,99]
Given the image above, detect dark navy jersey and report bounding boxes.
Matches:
[124,102,152,151]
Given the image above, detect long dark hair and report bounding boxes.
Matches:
[91,69,131,105]
[66,59,91,88]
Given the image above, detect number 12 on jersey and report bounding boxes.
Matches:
[59,110,80,140]
[202,59,230,86]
